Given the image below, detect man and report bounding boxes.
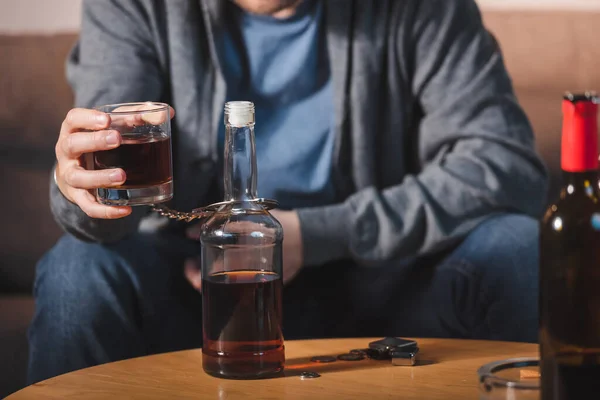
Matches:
[28,0,548,384]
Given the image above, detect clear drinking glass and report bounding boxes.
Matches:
[200,101,285,379]
[90,102,173,206]
[478,357,540,400]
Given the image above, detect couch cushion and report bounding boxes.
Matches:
[482,9,600,204]
[0,34,77,293]
[0,295,35,398]
[483,10,600,92]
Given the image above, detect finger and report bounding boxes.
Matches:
[63,165,126,190]
[61,108,110,135]
[70,189,132,219]
[60,130,121,159]
[184,258,202,291]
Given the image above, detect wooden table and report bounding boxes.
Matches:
[7,338,538,399]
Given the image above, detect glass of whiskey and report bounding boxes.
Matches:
[87,102,173,206]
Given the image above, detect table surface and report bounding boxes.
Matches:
[7,338,538,400]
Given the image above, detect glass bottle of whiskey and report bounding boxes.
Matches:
[200,101,285,379]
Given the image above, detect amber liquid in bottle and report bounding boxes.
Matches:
[202,271,284,377]
[539,92,600,399]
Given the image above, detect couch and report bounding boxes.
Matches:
[0,34,76,397]
[1,8,599,398]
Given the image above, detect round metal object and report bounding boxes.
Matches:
[300,371,321,380]
[310,356,337,363]
[350,349,368,356]
[337,353,365,361]
[477,357,540,393]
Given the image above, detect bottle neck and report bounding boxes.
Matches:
[223,123,258,201]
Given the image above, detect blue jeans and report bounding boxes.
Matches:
[27,213,539,384]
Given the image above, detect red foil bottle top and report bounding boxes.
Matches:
[561,92,599,172]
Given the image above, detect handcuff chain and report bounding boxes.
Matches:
[150,204,209,222]
[150,198,279,222]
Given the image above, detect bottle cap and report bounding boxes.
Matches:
[561,92,599,172]
[225,101,255,127]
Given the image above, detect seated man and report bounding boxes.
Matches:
[28,0,548,384]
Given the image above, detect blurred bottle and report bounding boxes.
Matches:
[539,92,600,399]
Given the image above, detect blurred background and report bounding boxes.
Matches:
[1,0,599,397]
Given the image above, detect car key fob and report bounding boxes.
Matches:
[368,337,418,353]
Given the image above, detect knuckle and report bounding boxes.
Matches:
[83,206,95,218]
[95,172,107,188]
[60,120,69,133]
[64,135,75,156]
[64,168,77,186]
[92,130,104,145]
[54,164,64,183]
[78,199,96,218]
[65,109,79,126]
[55,141,62,158]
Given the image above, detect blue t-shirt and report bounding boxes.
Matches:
[218,0,336,210]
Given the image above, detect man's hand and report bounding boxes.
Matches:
[55,108,130,219]
[270,209,304,285]
[54,104,175,219]
[184,209,304,291]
